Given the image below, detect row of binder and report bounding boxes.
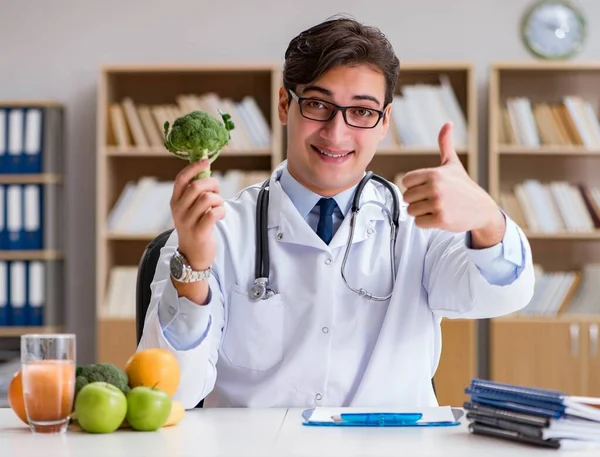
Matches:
[0,105,63,174]
[0,184,43,250]
[0,183,61,250]
[0,260,47,327]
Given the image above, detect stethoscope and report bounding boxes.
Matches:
[248,171,402,302]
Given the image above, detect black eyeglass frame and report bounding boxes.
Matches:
[288,89,387,129]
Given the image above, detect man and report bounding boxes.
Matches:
[138,17,534,409]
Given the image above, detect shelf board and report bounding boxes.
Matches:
[105,146,272,157]
[376,147,468,155]
[106,232,160,241]
[0,100,63,108]
[98,316,135,323]
[0,326,64,337]
[101,62,279,73]
[493,61,600,71]
[0,173,63,184]
[0,250,64,261]
[498,145,600,155]
[493,315,600,323]
[525,231,600,240]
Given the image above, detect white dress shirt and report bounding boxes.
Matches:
[138,161,534,409]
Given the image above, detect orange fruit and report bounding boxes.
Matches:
[124,349,180,397]
[7,370,28,425]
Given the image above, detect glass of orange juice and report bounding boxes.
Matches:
[20,333,76,434]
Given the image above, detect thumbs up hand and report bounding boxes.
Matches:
[401,122,505,248]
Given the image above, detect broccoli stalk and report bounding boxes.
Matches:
[163,109,235,180]
[75,363,130,396]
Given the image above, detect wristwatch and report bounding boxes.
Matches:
[169,249,211,283]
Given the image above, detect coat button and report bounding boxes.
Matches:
[367,228,374,235]
[168,306,176,315]
[322,327,329,334]
[325,258,332,265]
[277,232,284,240]
[315,393,322,401]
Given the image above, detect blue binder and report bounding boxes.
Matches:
[6,108,25,174]
[465,379,566,417]
[6,184,23,250]
[0,184,6,249]
[23,184,43,250]
[26,260,45,326]
[0,109,6,173]
[0,261,7,326]
[9,260,27,326]
[22,107,43,174]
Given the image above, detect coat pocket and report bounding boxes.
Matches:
[221,284,284,371]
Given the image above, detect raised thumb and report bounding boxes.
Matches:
[438,122,458,165]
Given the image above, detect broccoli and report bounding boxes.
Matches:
[163,109,235,180]
[75,363,130,396]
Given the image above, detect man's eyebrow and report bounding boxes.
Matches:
[301,85,382,106]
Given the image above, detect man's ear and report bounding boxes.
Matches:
[379,104,392,141]
[278,86,290,125]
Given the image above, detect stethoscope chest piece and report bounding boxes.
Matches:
[249,278,268,301]
[248,277,275,301]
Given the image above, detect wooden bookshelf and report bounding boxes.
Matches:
[95,63,284,369]
[488,61,600,397]
[0,101,66,340]
[95,62,478,406]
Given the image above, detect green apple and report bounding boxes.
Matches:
[75,382,127,433]
[126,386,172,431]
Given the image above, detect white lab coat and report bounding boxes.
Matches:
[138,163,535,409]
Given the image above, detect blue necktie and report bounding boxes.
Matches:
[316,198,338,244]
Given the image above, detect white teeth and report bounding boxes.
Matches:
[316,147,350,158]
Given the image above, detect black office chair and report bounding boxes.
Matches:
[135,229,174,345]
[135,230,437,405]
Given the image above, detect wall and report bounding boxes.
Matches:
[0,0,598,363]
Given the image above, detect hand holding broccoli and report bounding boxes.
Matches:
[170,161,225,273]
[164,109,234,277]
[163,110,235,180]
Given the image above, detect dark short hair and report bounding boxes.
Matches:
[283,15,400,107]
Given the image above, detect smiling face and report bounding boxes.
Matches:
[278,64,392,197]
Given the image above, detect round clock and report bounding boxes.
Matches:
[521,0,587,59]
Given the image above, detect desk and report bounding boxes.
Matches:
[0,407,597,456]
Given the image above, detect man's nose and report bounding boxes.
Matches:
[320,109,349,142]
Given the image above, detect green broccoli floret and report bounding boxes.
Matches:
[75,363,130,396]
[163,109,235,180]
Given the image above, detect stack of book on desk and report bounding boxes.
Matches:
[464,379,600,450]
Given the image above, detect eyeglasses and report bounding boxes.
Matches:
[288,90,385,129]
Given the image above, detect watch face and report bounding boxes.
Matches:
[170,255,184,280]
[522,0,586,60]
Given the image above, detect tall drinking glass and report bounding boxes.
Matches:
[20,334,76,434]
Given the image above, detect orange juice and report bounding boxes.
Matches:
[22,359,75,432]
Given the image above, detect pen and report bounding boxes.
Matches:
[335,413,423,425]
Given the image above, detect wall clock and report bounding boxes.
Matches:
[521,0,587,59]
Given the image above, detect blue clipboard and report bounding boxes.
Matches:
[302,408,463,427]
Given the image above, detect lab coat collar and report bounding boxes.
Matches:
[267,162,388,251]
[278,165,358,218]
